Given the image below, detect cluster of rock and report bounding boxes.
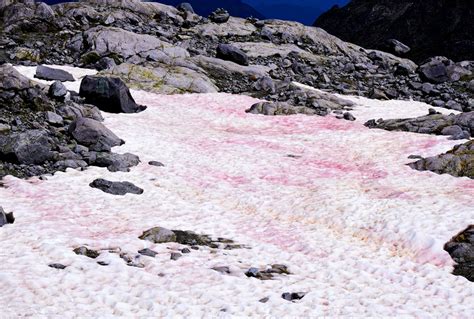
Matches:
[408,141,474,179]
[0,64,142,178]
[364,109,473,178]
[444,226,474,282]
[0,0,472,113]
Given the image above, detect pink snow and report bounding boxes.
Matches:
[0,68,473,317]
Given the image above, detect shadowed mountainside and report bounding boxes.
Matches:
[314,0,474,63]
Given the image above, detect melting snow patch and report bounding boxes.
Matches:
[0,66,472,317]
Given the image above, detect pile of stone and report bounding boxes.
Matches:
[0,64,142,179]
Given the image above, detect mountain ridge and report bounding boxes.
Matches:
[314,0,474,63]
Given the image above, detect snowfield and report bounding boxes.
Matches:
[0,67,473,317]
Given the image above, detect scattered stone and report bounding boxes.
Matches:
[245,264,290,280]
[209,8,230,23]
[181,248,191,254]
[120,253,145,268]
[148,161,164,167]
[282,292,306,301]
[139,227,238,249]
[68,117,123,152]
[170,252,182,261]
[45,111,64,126]
[48,263,67,270]
[91,152,140,172]
[343,112,356,121]
[212,266,230,274]
[385,39,410,56]
[0,207,14,227]
[35,65,74,82]
[95,57,116,71]
[139,227,177,243]
[259,297,269,303]
[138,248,158,257]
[48,81,68,100]
[89,178,144,195]
[73,246,100,259]
[216,44,249,66]
[369,88,389,100]
[79,76,146,114]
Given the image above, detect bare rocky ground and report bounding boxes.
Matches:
[0,0,472,284]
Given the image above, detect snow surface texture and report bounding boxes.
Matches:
[0,67,473,317]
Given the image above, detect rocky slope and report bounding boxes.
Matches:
[314,0,474,63]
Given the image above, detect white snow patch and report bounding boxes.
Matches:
[293,82,461,123]
[13,65,97,92]
[0,66,473,317]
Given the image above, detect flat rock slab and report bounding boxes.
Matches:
[35,65,75,82]
[89,178,143,195]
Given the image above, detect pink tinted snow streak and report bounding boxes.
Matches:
[132,93,473,267]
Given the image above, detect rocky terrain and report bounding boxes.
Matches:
[0,0,473,317]
[314,0,474,63]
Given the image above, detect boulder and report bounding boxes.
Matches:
[0,207,14,227]
[418,57,452,83]
[35,65,75,82]
[98,63,218,94]
[176,3,194,14]
[91,152,140,172]
[139,227,177,243]
[89,178,144,195]
[79,76,146,113]
[0,130,53,164]
[68,117,123,152]
[209,8,229,24]
[216,44,249,66]
[45,111,64,126]
[48,81,67,100]
[385,39,411,56]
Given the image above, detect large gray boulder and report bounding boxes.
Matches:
[68,117,123,152]
[35,65,75,82]
[0,130,53,164]
[418,57,452,83]
[98,63,218,94]
[216,43,249,66]
[79,76,146,113]
[415,59,472,84]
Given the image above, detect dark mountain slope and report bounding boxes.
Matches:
[314,0,474,63]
